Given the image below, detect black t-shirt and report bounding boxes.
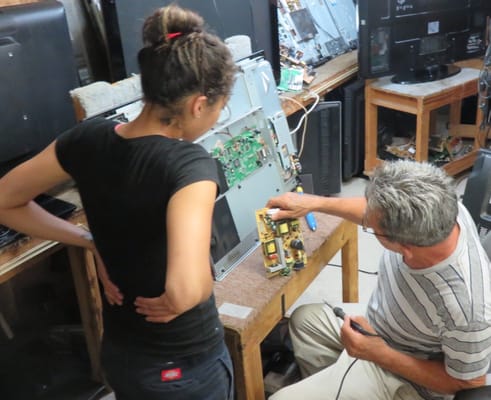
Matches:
[56,117,224,356]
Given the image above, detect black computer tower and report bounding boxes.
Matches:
[297,101,342,195]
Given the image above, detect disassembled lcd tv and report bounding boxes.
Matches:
[196,55,300,280]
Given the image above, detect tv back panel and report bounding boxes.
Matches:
[277,0,357,67]
[196,56,298,280]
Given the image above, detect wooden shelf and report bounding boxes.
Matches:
[364,63,485,176]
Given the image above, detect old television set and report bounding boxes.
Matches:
[357,0,490,84]
[0,0,78,178]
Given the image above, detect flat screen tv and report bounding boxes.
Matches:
[357,0,490,84]
[0,1,78,177]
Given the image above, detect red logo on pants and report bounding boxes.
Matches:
[161,368,182,381]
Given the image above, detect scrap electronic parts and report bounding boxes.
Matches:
[255,207,307,278]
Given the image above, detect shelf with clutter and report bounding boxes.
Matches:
[364,59,486,176]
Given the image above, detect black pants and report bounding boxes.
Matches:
[101,338,234,400]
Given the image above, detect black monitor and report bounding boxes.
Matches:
[357,0,490,84]
[0,0,78,177]
[101,0,281,83]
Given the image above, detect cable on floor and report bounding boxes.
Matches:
[327,263,378,276]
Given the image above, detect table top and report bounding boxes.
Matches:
[368,67,480,98]
[214,212,343,332]
[0,209,87,284]
[0,186,83,283]
[280,51,359,116]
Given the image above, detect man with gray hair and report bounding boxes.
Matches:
[266,160,491,400]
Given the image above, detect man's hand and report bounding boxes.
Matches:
[266,192,316,220]
[340,315,386,361]
[134,293,180,323]
[341,316,488,395]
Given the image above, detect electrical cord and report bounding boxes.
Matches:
[86,384,107,400]
[281,91,320,135]
[279,91,320,158]
[327,262,378,276]
[335,358,358,400]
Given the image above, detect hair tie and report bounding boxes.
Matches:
[167,32,182,40]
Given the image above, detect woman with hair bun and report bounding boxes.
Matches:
[0,4,237,399]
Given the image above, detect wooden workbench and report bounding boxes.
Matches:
[0,209,104,381]
[215,213,358,400]
[280,50,359,117]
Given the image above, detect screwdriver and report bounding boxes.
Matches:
[296,185,317,231]
[323,300,381,337]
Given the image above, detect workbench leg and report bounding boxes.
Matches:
[415,109,431,162]
[364,86,379,173]
[341,222,359,303]
[67,246,104,382]
[448,100,463,138]
[225,331,266,400]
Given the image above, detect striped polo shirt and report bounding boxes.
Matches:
[367,202,491,400]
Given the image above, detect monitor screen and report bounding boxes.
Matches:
[357,0,490,84]
[101,0,281,83]
[0,1,78,177]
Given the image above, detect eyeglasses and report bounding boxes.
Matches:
[362,213,392,239]
[362,226,392,238]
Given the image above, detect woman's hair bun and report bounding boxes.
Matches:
[142,4,205,47]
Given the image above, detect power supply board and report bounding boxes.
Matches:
[255,207,307,278]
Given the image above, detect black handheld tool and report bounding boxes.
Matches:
[323,300,380,337]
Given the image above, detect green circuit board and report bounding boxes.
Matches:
[212,129,269,188]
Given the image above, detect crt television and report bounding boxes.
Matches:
[357,0,490,84]
[0,0,78,177]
